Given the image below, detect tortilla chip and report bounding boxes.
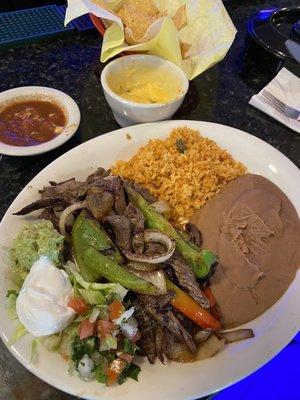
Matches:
[92,0,121,12]
[117,0,162,40]
[172,5,187,31]
[121,0,158,14]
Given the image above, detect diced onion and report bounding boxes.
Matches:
[89,308,100,324]
[121,317,139,340]
[78,354,94,381]
[114,307,135,325]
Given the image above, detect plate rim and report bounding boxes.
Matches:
[0,120,299,400]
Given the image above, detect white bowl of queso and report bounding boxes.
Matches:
[101,55,189,127]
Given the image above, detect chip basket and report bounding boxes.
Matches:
[89,13,136,57]
[89,13,106,36]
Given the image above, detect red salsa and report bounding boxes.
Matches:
[0,100,66,146]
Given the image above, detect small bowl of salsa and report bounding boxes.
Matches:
[0,86,80,156]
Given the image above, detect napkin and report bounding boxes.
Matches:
[65,0,237,80]
[249,68,300,134]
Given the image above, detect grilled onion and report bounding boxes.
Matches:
[196,334,225,360]
[124,230,175,264]
[194,330,212,344]
[165,341,196,363]
[221,329,254,343]
[126,261,166,272]
[152,200,171,216]
[126,267,167,294]
[59,201,86,237]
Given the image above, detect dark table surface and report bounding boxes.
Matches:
[0,0,299,399]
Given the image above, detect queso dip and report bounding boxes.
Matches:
[107,64,184,104]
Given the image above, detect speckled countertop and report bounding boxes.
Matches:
[0,0,299,399]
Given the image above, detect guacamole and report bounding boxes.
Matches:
[10,219,64,287]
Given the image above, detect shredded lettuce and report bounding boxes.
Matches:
[97,305,109,320]
[6,293,18,320]
[59,323,80,360]
[73,305,108,324]
[92,353,109,383]
[78,288,105,305]
[100,335,118,351]
[30,339,38,363]
[40,334,62,352]
[67,262,128,303]
[8,322,27,345]
[6,289,19,297]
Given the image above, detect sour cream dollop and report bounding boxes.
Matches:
[16,256,75,337]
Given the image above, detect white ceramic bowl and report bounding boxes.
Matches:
[101,55,189,127]
[0,86,81,156]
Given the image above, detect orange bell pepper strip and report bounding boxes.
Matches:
[166,280,221,331]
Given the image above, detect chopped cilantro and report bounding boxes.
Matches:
[118,363,141,384]
[93,364,107,383]
[71,336,98,367]
[123,339,135,355]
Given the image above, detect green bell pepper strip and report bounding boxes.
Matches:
[73,211,122,264]
[82,247,157,294]
[126,185,218,278]
[72,211,157,294]
[176,229,203,252]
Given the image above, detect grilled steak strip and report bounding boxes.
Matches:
[168,254,210,308]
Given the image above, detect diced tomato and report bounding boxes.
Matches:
[79,319,95,340]
[106,368,119,386]
[97,319,115,338]
[67,296,88,315]
[106,358,127,386]
[119,353,134,363]
[108,300,124,321]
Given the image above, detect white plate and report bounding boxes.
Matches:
[0,86,80,156]
[0,120,299,400]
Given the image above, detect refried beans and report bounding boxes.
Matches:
[191,174,300,328]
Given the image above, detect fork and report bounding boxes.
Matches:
[261,90,300,120]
